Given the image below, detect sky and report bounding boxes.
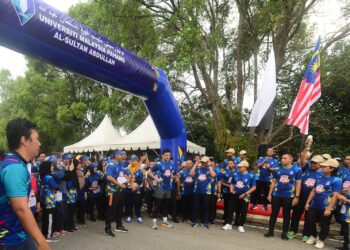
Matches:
[0,0,346,108]
[0,0,85,78]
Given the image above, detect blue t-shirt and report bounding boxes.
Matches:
[121,161,130,169]
[193,167,212,194]
[41,175,59,209]
[272,165,302,198]
[106,160,126,194]
[0,153,31,246]
[211,166,221,195]
[218,168,236,194]
[232,172,256,201]
[340,177,350,223]
[256,157,279,182]
[301,166,323,198]
[151,161,175,191]
[180,169,195,195]
[221,157,241,169]
[86,173,102,198]
[311,175,342,210]
[338,166,350,182]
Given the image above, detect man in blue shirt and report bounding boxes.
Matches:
[217,159,236,229]
[104,151,129,237]
[221,148,240,169]
[0,118,50,249]
[209,157,221,224]
[179,160,195,222]
[288,155,324,240]
[264,153,302,240]
[147,149,176,229]
[190,156,216,229]
[338,155,350,181]
[230,160,256,233]
[238,150,248,164]
[251,147,279,211]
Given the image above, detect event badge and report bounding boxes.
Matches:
[28,190,37,207]
[55,191,63,202]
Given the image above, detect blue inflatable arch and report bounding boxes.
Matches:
[0,0,187,162]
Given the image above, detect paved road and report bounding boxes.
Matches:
[51,217,339,250]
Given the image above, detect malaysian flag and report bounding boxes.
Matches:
[285,38,321,134]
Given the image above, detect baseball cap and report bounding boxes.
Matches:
[321,159,339,168]
[201,156,210,163]
[62,153,73,160]
[239,150,247,155]
[80,155,90,161]
[130,155,139,161]
[237,160,249,167]
[225,148,235,154]
[322,154,332,160]
[310,155,324,163]
[113,150,124,156]
[48,155,57,162]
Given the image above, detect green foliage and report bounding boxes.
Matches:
[0,0,348,162]
[225,134,257,166]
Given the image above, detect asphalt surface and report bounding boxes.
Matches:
[51,217,339,250]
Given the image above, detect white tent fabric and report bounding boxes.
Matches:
[64,115,123,153]
[107,116,206,155]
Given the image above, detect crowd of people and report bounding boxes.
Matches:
[1,118,350,250]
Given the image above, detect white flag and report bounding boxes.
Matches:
[248,49,276,127]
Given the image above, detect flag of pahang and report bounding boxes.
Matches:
[248,49,276,129]
[285,37,321,135]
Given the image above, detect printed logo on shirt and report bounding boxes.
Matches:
[236,181,244,189]
[279,175,290,184]
[343,181,350,189]
[164,170,171,177]
[117,176,126,184]
[305,178,316,187]
[228,177,232,183]
[185,176,193,183]
[316,184,324,193]
[198,174,207,181]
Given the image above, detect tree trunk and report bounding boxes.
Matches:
[236,12,244,112]
[253,50,258,102]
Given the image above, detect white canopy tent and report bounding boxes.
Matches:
[64,115,123,153]
[106,116,206,155]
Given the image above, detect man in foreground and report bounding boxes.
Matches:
[0,118,50,249]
